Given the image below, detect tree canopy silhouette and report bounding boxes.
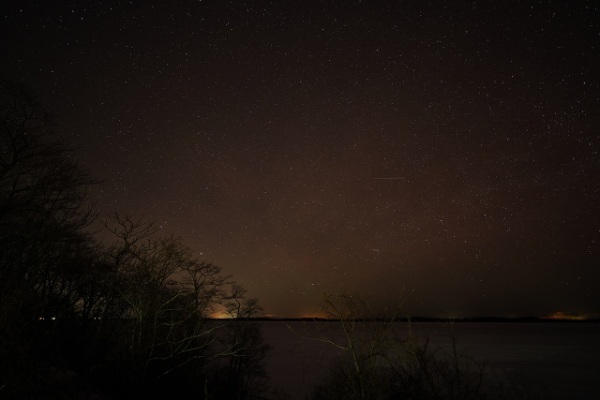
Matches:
[0,82,269,400]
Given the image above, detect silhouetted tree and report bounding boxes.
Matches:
[217,284,271,399]
[0,80,97,397]
[99,214,270,399]
[0,82,270,399]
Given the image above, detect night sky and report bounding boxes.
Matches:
[2,1,599,318]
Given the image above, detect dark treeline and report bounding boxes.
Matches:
[289,317,598,323]
[0,81,269,399]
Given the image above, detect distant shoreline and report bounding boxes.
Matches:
[223,316,600,323]
[34,316,600,323]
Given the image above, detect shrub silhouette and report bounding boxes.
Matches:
[306,293,487,400]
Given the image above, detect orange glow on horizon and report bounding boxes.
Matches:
[541,311,588,320]
[209,311,233,319]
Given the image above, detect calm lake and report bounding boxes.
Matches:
[259,321,600,399]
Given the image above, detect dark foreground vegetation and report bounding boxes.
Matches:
[1,82,557,399]
[300,294,558,400]
[0,81,269,399]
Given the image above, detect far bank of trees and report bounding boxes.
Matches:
[0,81,269,399]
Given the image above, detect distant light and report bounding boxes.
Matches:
[210,311,233,319]
[541,311,587,320]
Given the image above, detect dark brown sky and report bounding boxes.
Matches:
[2,0,598,317]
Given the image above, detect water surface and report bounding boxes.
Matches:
[260,321,600,399]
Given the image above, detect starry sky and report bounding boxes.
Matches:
[2,1,599,318]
